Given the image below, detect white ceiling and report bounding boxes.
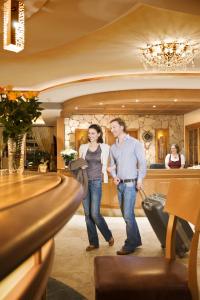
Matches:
[1,0,200,123]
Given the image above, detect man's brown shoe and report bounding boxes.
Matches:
[108,237,114,246]
[116,248,135,255]
[86,245,99,252]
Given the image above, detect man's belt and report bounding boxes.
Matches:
[120,179,136,183]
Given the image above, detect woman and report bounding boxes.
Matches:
[79,124,114,251]
[165,144,185,169]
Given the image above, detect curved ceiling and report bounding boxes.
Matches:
[1,0,200,119]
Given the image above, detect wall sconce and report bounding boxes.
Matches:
[3,0,25,53]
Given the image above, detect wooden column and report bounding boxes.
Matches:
[56,117,65,169]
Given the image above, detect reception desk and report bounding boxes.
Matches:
[0,173,83,300]
[100,169,200,216]
[60,169,200,217]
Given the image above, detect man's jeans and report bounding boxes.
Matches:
[117,182,142,251]
[83,179,112,247]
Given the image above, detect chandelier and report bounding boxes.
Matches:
[140,40,200,70]
[3,0,25,53]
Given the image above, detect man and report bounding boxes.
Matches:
[110,118,146,255]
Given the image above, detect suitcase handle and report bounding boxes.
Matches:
[139,188,148,201]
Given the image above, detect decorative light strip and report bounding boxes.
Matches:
[3,0,25,53]
[140,40,200,71]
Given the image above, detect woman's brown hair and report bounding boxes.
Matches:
[88,124,103,143]
[171,144,180,154]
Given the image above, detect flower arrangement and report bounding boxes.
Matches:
[61,148,77,165]
[0,88,43,141]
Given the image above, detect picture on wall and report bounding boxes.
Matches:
[155,128,169,163]
[75,129,88,151]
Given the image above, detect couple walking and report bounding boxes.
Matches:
[79,118,146,255]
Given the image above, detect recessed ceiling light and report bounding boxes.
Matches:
[75,106,79,110]
[135,99,139,102]
[99,102,103,105]
[153,105,156,108]
[174,99,178,102]
[121,105,125,108]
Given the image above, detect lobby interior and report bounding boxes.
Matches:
[0,0,200,299]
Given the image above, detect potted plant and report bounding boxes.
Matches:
[61,148,77,167]
[0,89,43,174]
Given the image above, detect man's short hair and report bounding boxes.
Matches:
[110,117,127,132]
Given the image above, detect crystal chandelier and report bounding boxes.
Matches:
[140,40,200,70]
[3,0,25,53]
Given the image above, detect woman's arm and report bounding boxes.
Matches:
[165,154,170,169]
[79,144,83,158]
[101,144,110,183]
[180,154,185,169]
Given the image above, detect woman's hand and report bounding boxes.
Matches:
[113,177,120,185]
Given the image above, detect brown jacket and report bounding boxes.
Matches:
[68,158,88,199]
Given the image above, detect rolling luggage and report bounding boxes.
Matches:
[140,191,193,257]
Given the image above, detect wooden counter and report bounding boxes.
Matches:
[60,169,200,216]
[0,173,83,300]
[101,169,200,216]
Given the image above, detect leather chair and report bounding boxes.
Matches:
[94,181,200,300]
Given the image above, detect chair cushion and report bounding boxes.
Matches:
[94,256,192,300]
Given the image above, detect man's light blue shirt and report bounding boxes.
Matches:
[110,135,147,182]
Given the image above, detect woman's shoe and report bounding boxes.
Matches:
[108,237,114,246]
[86,245,99,252]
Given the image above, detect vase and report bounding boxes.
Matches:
[8,133,26,174]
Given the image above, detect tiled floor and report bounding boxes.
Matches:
[51,215,200,300]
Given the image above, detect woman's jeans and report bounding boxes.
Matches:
[117,182,142,251]
[83,179,112,247]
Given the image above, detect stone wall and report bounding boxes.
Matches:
[64,114,184,165]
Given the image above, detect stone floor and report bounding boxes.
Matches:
[51,215,200,300]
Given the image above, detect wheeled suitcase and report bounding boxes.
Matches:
[140,191,193,257]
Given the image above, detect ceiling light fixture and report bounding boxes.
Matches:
[174,99,178,102]
[99,102,103,106]
[121,105,125,108]
[140,40,200,70]
[3,0,25,53]
[74,106,79,110]
[135,99,139,102]
[153,105,156,108]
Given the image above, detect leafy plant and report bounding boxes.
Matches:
[61,149,77,165]
[0,92,43,141]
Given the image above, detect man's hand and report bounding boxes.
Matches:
[114,177,120,185]
[136,180,143,190]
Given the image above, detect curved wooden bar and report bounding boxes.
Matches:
[0,173,83,299]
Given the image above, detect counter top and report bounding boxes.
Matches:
[0,173,83,280]
[145,169,200,179]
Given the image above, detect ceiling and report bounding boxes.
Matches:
[1,0,200,123]
[62,89,200,115]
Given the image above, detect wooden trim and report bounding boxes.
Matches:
[165,215,176,260]
[185,122,200,166]
[188,230,200,300]
[185,122,200,129]
[56,117,65,169]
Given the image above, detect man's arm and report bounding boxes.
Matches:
[109,147,120,185]
[135,141,147,189]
